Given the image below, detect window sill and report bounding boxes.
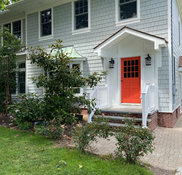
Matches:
[74,93,83,97]
[39,35,53,42]
[72,28,91,35]
[11,93,26,97]
[116,18,140,27]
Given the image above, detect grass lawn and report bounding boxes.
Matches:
[0,127,153,175]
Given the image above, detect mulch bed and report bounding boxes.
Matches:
[0,113,12,128]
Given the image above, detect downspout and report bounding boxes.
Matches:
[171,0,175,110]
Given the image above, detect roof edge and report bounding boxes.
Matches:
[94,26,168,50]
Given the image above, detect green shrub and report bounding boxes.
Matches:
[115,120,154,163]
[16,121,34,130]
[8,94,45,127]
[34,119,64,139]
[29,40,106,125]
[72,120,112,152]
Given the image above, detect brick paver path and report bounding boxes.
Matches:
[90,116,182,172]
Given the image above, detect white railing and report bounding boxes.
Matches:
[141,83,158,128]
[88,85,108,122]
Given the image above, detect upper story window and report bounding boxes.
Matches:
[40,9,52,37]
[13,21,21,39]
[72,0,90,34]
[4,20,22,39]
[119,0,137,20]
[116,0,140,26]
[4,23,11,33]
[74,0,88,30]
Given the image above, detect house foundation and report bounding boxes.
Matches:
[158,106,181,128]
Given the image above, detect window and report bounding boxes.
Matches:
[119,0,137,20]
[70,62,83,95]
[18,72,25,94]
[10,62,26,95]
[116,0,140,25]
[40,9,52,37]
[13,20,21,39]
[74,0,88,30]
[18,62,26,94]
[73,0,90,33]
[9,72,16,94]
[4,23,11,33]
[4,20,22,40]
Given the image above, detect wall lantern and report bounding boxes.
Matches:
[145,54,152,66]
[109,58,115,68]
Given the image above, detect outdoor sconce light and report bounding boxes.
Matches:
[145,54,152,66]
[109,58,115,68]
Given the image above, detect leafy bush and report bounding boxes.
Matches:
[72,120,112,152]
[29,40,106,125]
[115,120,154,163]
[16,121,34,130]
[34,118,64,139]
[8,94,45,127]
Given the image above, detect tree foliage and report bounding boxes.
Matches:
[0,0,19,11]
[28,40,106,124]
[0,28,22,113]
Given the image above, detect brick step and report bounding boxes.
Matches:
[94,115,148,128]
[101,111,142,118]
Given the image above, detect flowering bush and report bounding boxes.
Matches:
[115,120,154,163]
[8,94,45,129]
[72,119,112,152]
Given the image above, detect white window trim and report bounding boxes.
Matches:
[11,60,26,96]
[38,7,54,41]
[72,0,91,35]
[115,0,140,27]
[2,19,24,44]
[70,61,84,96]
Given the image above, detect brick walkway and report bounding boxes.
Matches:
[90,116,182,173]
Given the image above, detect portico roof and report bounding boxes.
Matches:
[51,46,86,61]
[94,26,167,56]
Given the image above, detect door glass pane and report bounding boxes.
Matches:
[124,67,127,72]
[124,61,127,66]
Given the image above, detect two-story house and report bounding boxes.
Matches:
[0,0,182,129]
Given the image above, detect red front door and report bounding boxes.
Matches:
[121,57,141,103]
